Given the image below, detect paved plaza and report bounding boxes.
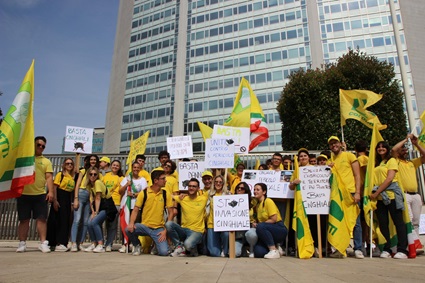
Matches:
[0,241,424,283]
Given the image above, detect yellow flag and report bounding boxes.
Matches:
[339,89,387,130]
[416,110,425,149]
[197,121,213,141]
[254,159,260,170]
[291,156,314,259]
[126,131,150,168]
[0,60,35,200]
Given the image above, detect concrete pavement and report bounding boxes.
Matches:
[0,241,424,283]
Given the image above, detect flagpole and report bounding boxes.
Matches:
[369,210,373,259]
[340,126,345,143]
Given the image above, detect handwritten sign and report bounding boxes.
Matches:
[177,161,205,190]
[64,126,93,154]
[213,194,250,232]
[167,136,193,159]
[299,166,331,215]
[241,170,294,199]
[212,125,250,154]
[204,138,234,168]
[419,214,425,235]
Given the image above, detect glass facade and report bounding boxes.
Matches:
[116,0,418,153]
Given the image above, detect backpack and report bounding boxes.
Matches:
[140,189,168,214]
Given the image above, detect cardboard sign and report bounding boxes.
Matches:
[213,194,250,232]
[299,166,331,215]
[204,138,235,168]
[212,125,250,154]
[241,170,294,199]
[64,126,93,154]
[177,161,205,190]
[167,136,193,159]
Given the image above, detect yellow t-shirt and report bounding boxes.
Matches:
[152,166,179,180]
[54,172,75,192]
[165,175,179,195]
[374,158,398,200]
[207,191,223,228]
[135,187,172,229]
[228,173,241,194]
[140,169,152,186]
[174,194,208,233]
[102,172,124,205]
[88,179,110,199]
[23,156,53,195]
[255,198,282,223]
[396,158,422,193]
[79,168,103,190]
[331,151,358,193]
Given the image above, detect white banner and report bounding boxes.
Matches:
[241,170,294,199]
[64,126,93,154]
[212,125,250,154]
[299,166,331,215]
[167,136,193,159]
[204,138,235,168]
[213,194,250,232]
[177,161,205,190]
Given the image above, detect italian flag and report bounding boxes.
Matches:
[119,185,131,244]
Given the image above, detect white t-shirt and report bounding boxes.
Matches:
[120,175,148,208]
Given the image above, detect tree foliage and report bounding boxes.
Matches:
[277,49,407,150]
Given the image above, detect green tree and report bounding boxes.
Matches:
[277,49,407,150]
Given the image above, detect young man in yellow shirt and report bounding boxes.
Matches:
[166,178,208,257]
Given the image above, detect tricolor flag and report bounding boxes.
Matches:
[0,61,36,200]
[224,78,269,151]
[339,89,387,130]
[292,156,314,259]
[119,182,132,245]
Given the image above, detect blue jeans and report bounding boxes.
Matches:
[245,228,258,254]
[71,189,90,243]
[352,195,362,251]
[165,221,203,253]
[125,224,169,256]
[105,205,120,247]
[87,210,107,242]
[207,228,229,257]
[256,221,287,248]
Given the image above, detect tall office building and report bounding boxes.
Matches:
[104,0,425,154]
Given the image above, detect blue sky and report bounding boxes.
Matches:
[0,0,119,153]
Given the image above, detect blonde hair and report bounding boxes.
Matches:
[85,166,100,188]
[208,175,229,198]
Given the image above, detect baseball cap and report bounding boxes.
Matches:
[100,156,111,164]
[202,170,213,178]
[327,136,340,144]
[317,154,328,161]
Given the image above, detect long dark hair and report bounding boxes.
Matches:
[84,154,100,169]
[111,160,124,177]
[236,182,253,208]
[375,141,391,167]
[255,182,268,207]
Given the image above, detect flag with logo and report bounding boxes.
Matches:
[0,61,35,200]
[224,78,269,150]
[126,131,149,173]
[412,110,425,149]
[292,156,314,259]
[339,89,387,130]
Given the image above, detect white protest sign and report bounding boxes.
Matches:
[212,125,250,154]
[299,166,331,215]
[241,170,294,199]
[64,126,93,154]
[419,214,425,235]
[213,194,250,232]
[167,136,193,159]
[177,161,205,190]
[204,138,234,168]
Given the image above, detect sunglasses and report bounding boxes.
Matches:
[36,144,46,149]
[214,181,223,184]
[65,162,74,165]
[236,186,245,190]
[89,173,98,177]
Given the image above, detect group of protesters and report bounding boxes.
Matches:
[14,133,425,260]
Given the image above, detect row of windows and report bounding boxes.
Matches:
[123,107,172,124]
[133,0,173,15]
[190,0,297,13]
[190,10,302,41]
[190,29,304,58]
[128,54,175,74]
[321,16,391,35]
[323,0,389,15]
[121,125,171,142]
[124,88,172,107]
[130,22,175,43]
[129,37,175,59]
[188,68,304,94]
[133,6,175,27]
[324,36,402,54]
[125,71,174,90]
[189,47,307,76]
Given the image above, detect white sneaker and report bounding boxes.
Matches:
[70,244,78,252]
[38,240,50,253]
[16,241,26,253]
[249,253,254,258]
[220,251,225,257]
[393,252,407,259]
[93,245,105,253]
[380,251,392,258]
[277,245,285,256]
[132,245,141,256]
[171,245,184,257]
[150,245,158,255]
[105,245,112,252]
[84,243,96,252]
[119,245,127,253]
[354,250,364,259]
[264,249,280,259]
[55,244,68,252]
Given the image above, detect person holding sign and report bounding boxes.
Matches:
[207,175,230,257]
[166,178,208,257]
[252,183,287,259]
[369,141,408,259]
